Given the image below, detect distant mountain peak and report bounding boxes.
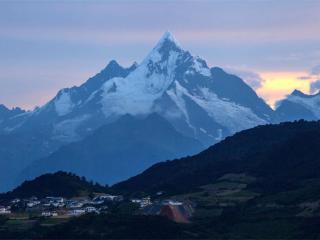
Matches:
[143,32,183,65]
[291,89,307,97]
[290,89,320,98]
[104,60,124,71]
[103,60,138,74]
[162,31,175,40]
[130,61,139,69]
[157,31,180,48]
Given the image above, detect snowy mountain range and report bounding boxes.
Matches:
[0,32,317,192]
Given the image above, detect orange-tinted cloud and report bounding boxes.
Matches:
[257,71,312,108]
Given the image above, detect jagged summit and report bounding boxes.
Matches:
[106,59,122,69]
[103,60,137,72]
[142,31,183,66]
[156,31,181,48]
[291,89,307,97]
[162,31,176,41]
[290,89,320,98]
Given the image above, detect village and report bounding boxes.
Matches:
[0,193,193,223]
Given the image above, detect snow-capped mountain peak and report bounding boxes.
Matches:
[0,31,272,148]
[139,31,211,83]
[152,31,182,52]
[141,32,184,71]
[95,32,271,145]
[99,33,185,118]
[161,31,178,43]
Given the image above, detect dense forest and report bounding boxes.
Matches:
[114,120,320,196]
[0,171,108,201]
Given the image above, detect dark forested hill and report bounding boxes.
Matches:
[0,171,107,200]
[114,120,320,196]
[109,120,320,239]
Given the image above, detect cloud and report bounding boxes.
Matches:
[310,80,320,94]
[224,68,264,89]
[293,64,320,94]
[257,71,310,108]
[297,76,311,80]
[310,64,320,94]
[297,64,320,94]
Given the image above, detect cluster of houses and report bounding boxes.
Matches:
[0,194,123,218]
[0,206,11,215]
[0,193,192,222]
[130,196,153,208]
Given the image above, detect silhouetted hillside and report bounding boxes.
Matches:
[1,171,107,200]
[114,120,320,196]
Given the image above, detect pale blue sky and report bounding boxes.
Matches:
[1,0,320,109]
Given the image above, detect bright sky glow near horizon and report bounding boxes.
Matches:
[1,0,320,109]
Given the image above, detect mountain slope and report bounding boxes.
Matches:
[114,120,320,195]
[0,61,136,192]
[18,114,203,185]
[210,67,273,121]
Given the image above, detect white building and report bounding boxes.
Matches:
[41,211,58,217]
[131,197,152,208]
[27,200,41,208]
[131,199,142,204]
[141,197,152,207]
[68,209,86,216]
[162,200,183,206]
[85,206,99,214]
[46,197,64,203]
[11,198,20,204]
[67,201,84,209]
[93,194,123,202]
[0,206,11,215]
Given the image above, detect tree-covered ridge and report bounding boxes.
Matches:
[0,171,108,200]
[114,120,320,196]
